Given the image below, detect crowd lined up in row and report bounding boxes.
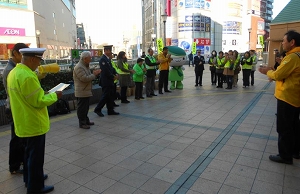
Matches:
[190,49,258,89]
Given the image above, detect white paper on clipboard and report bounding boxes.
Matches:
[48,83,70,93]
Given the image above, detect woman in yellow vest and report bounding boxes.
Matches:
[117,51,135,103]
[241,51,253,88]
[223,50,235,89]
[216,51,225,88]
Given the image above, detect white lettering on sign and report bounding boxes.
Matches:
[4,29,20,35]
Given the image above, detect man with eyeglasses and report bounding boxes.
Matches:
[7,48,62,193]
[193,50,205,86]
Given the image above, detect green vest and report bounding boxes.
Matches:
[216,57,224,69]
[242,57,252,70]
[145,55,157,69]
[119,62,130,74]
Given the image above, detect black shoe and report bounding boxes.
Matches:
[25,175,48,188]
[150,93,157,96]
[140,97,145,99]
[135,97,140,100]
[79,124,90,129]
[195,84,198,87]
[199,84,203,86]
[165,90,172,93]
[121,100,130,103]
[114,104,119,107]
[94,110,104,117]
[159,92,163,94]
[146,95,152,97]
[108,111,120,115]
[293,154,300,159]
[269,155,293,164]
[87,121,94,125]
[27,185,54,194]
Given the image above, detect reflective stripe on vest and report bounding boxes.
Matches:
[146,55,156,69]
[118,62,130,74]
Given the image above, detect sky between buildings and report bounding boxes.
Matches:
[76,0,290,45]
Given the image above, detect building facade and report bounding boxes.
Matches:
[0,0,76,60]
[141,0,274,58]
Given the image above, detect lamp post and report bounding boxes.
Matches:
[36,30,41,48]
[248,28,252,51]
[151,33,156,52]
[161,14,168,46]
[123,35,129,54]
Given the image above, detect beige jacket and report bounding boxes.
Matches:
[73,61,96,97]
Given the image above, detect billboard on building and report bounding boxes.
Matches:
[184,0,211,9]
[178,15,211,32]
[223,21,242,34]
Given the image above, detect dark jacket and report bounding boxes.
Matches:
[99,55,116,87]
[188,53,193,61]
[194,55,205,71]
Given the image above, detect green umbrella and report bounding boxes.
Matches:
[167,46,186,56]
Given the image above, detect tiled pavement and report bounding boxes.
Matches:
[1,63,300,194]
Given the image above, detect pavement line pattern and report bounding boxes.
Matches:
[165,82,273,194]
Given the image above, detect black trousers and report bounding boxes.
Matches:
[135,82,143,98]
[277,100,300,161]
[146,75,155,95]
[121,86,128,101]
[216,72,223,87]
[6,108,24,172]
[250,70,255,85]
[24,134,45,192]
[210,70,216,84]
[77,97,90,125]
[195,70,203,85]
[94,86,114,112]
[159,70,169,92]
[242,69,251,86]
[226,75,233,89]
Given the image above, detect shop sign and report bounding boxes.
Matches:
[0,27,26,36]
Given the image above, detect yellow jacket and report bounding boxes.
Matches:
[7,64,58,137]
[158,53,171,71]
[267,47,300,107]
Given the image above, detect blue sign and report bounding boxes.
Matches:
[185,0,193,8]
[171,39,179,46]
[194,0,200,8]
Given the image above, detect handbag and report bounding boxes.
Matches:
[229,63,234,70]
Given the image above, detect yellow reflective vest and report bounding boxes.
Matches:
[7,63,57,137]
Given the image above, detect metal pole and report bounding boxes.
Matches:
[163,21,166,46]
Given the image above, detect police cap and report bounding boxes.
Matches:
[19,48,46,60]
[103,45,113,51]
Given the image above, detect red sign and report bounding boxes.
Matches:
[194,38,211,45]
[0,27,25,36]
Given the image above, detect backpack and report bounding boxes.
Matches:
[55,99,71,114]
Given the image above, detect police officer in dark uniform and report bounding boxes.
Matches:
[94,45,119,117]
[194,50,205,86]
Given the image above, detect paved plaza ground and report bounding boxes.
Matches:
[0,63,300,194]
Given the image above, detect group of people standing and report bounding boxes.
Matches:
[192,49,257,89]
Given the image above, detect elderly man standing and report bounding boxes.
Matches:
[7,48,62,193]
[259,30,300,164]
[145,48,160,97]
[73,51,101,129]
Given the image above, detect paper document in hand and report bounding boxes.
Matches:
[48,83,70,93]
